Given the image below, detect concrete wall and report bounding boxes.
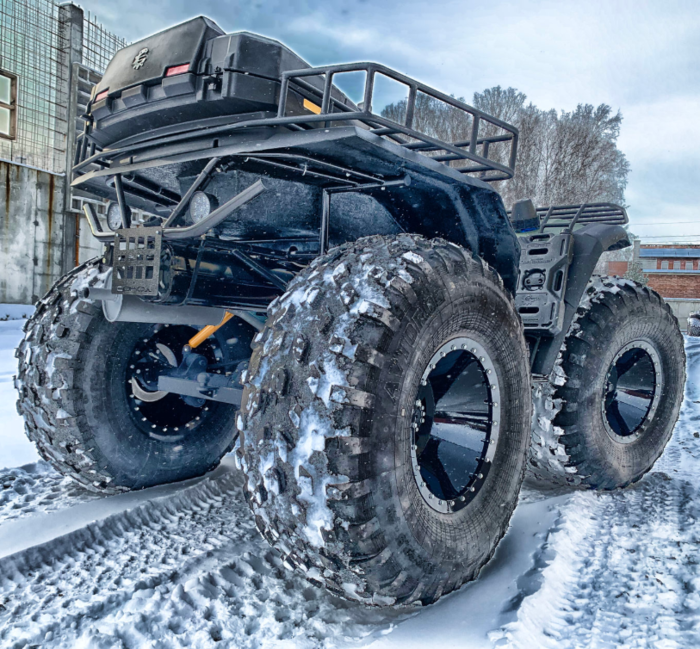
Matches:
[665,299,700,333]
[0,160,73,304]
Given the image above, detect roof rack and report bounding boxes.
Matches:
[74,62,519,183]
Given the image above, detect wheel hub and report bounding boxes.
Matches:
[602,340,662,443]
[411,337,500,513]
[126,325,222,441]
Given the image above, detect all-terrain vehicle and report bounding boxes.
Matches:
[15,17,685,606]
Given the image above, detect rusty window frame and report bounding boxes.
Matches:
[0,69,18,140]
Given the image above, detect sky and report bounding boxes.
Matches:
[75,0,700,243]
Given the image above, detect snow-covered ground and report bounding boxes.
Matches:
[1,307,699,648]
[0,305,38,469]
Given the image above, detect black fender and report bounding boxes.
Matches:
[531,223,631,376]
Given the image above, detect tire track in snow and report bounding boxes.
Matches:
[0,464,406,648]
[492,337,700,649]
[0,461,100,526]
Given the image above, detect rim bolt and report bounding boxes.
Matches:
[478,473,483,479]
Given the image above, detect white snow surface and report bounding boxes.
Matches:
[2,310,700,647]
[0,305,39,469]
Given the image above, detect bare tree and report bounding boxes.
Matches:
[380,86,630,210]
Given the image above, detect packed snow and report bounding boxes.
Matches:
[1,306,700,648]
[0,305,38,469]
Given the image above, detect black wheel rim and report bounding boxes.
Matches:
[411,337,500,513]
[602,340,661,443]
[125,324,223,441]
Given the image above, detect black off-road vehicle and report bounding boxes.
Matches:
[15,17,685,606]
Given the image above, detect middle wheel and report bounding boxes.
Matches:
[238,234,531,606]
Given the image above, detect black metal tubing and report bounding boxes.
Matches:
[113,175,131,228]
[535,203,628,233]
[84,179,266,245]
[83,203,113,242]
[74,62,518,183]
[238,152,383,186]
[228,248,288,291]
[276,62,518,180]
[320,190,331,255]
[177,238,208,306]
[163,179,266,241]
[163,156,221,228]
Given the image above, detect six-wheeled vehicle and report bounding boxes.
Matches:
[15,16,685,606]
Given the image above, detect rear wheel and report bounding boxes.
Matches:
[528,277,685,490]
[238,234,531,606]
[15,259,250,493]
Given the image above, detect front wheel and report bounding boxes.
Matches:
[528,277,685,490]
[238,234,532,606]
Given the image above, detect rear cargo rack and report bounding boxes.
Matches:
[535,203,628,232]
[74,62,518,183]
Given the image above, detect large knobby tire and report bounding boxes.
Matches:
[528,277,685,490]
[15,259,241,493]
[237,234,531,606]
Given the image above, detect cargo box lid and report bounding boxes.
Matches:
[94,16,224,97]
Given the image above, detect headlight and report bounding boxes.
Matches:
[190,192,218,223]
[106,202,123,231]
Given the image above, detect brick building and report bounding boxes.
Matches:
[639,245,700,299]
[595,242,700,332]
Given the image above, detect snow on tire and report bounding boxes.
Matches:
[15,259,240,493]
[237,234,532,606]
[527,276,685,490]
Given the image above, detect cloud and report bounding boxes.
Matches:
[75,0,700,241]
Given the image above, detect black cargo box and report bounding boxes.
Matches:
[88,16,355,148]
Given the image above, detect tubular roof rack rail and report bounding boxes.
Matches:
[73,62,519,183]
